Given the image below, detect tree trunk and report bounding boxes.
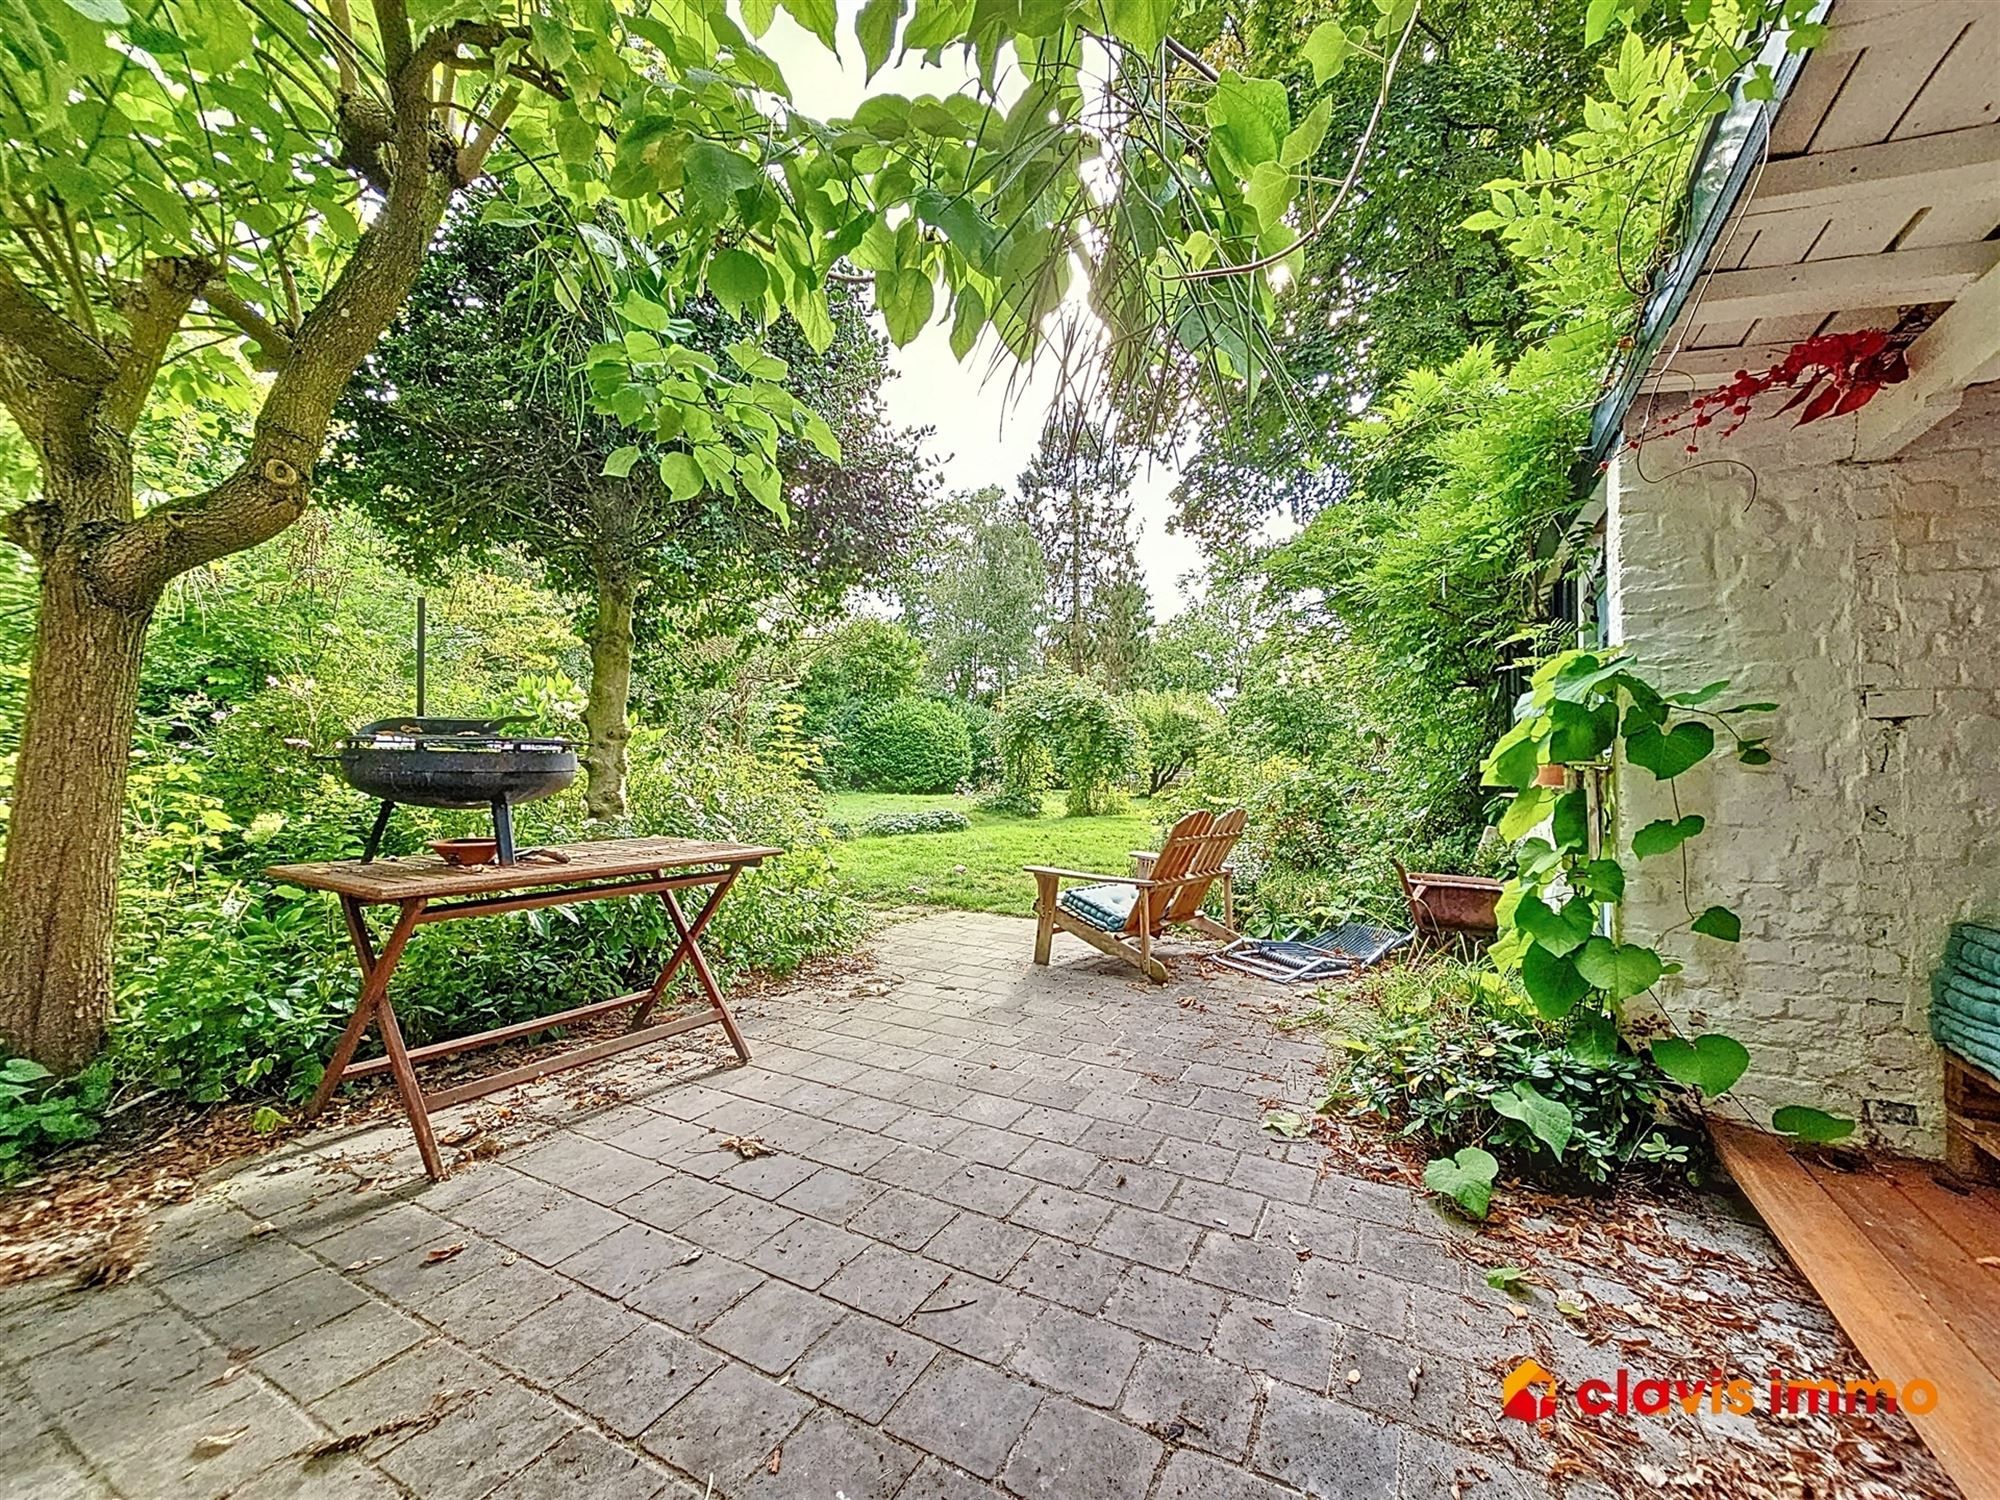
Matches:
[581,572,637,821]
[0,546,155,1071]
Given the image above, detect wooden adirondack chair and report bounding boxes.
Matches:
[1027,808,1247,983]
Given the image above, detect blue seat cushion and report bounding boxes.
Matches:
[1058,883,1138,933]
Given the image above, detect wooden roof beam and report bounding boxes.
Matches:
[1748,123,2000,216]
[1853,259,2000,460]
[1694,242,2000,324]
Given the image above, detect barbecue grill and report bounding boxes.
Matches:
[334,599,579,864]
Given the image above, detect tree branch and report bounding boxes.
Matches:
[0,260,115,391]
[106,256,211,431]
[198,280,295,371]
[455,83,520,184]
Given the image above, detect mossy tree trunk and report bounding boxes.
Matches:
[581,567,638,821]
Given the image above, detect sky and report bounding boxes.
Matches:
[757,13,1207,618]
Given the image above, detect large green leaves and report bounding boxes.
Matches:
[1492,1082,1572,1158]
[1625,720,1715,779]
[854,0,907,79]
[1207,72,1291,179]
[1521,943,1589,1020]
[1651,1034,1748,1097]
[1573,936,1662,1000]
[1772,1105,1856,1144]
[1424,1147,1499,1220]
[1631,815,1704,858]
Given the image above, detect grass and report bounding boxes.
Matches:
[827,790,1161,915]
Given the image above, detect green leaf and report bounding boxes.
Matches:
[1207,71,1290,178]
[1568,1010,1620,1065]
[1105,0,1173,53]
[1280,97,1332,168]
[1301,20,1351,84]
[601,445,642,478]
[65,0,130,24]
[707,249,769,317]
[1496,787,1548,842]
[1550,789,1588,851]
[1573,936,1663,1000]
[874,266,935,345]
[620,293,671,332]
[1772,1105,1856,1143]
[1261,1109,1310,1140]
[854,0,906,79]
[1585,0,1620,45]
[682,141,761,215]
[1492,1082,1573,1158]
[1514,893,1592,958]
[0,1058,52,1085]
[1548,699,1616,762]
[1631,815,1704,858]
[1691,906,1741,942]
[1651,1034,1749,1097]
[1578,858,1625,901]
[1521,943,1589,1020]
[1737,742,1773,767]
[741,0,777,34]
[1626,720,1715,780]
[1485,1265,1530,1293]
[779,0,838,46]
[1423,1147,1498,1220]
[249,1105,288,1134]
[658,451,704,501]
[1483,729,1541,791]
[1669,680,1731,707]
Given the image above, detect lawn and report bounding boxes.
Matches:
[827,790,1162,915]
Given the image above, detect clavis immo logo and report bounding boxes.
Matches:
[1499,1358,1940,1424]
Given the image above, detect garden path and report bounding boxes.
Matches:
[0,915,1952,1499]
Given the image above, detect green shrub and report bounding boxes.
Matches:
[856,808,970,837]
[1129,690,1222,796]
[995,673,1143,816]
[836,697,974,794]
[1332,960,1701,1190]
[0,1057,111,1184]
[939,697,1001,785]
[794,619,924,735]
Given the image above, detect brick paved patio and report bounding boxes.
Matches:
[0,913,1850,1499]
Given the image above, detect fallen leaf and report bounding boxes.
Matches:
[719,1135,772,1159]
[424,1243,466,1264]
[247,1221,278,1238]
[1978,1255,2000,1268]
[1345,1369,1360,1385]
[192,1427,247,1459]
[766,1447,782,1475]
[680,1248,705,1266]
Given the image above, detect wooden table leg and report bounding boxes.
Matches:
[663,884,751,1063]
[302,899,428,1142]
[629,870,736,1027]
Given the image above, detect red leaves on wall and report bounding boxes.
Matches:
[1633,328,1913,456]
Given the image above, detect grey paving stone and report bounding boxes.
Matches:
[1356,1225,1468,1293]
[717,1150,826,1200]
[426,1258,568,1346]
[706,1279,849,1374]
[89,1381,323,1500]
[678,1189,804,1255]
[199,1264,373,1354]
[488,1428,669,1500]
[1005,1301,1142,1407]
[924,1212,1037,1282]
[158,1235,321,1316]
[1211,1300,1341,1389]
[1251,1382,1399,1498]
[882,1353,1043,1480]
[252,1299,428,1403]
[938,1122,1032,1168]
[0,1430,115,1500]
[894,1456,1005,1499]
[908,1278,1038,1364]
[1082,1162,1178,1210]
[1152,1447,1296,1500]
[575,1103,712,1161]
[1188,1232,1302,1303]
[1395,1429,1541,1499]
[1006,1140,1098,1189]
[780,1166,889,1223]
[1005,1238,1124,1315]
[487,1288,648,1385]
[997,1395,1163,1500]
[1294,1260,1414,1340]
[225,1453,406,1500]
[738,1405,925,1500]
[796,1125,897,1174]
[378,1377,573,1500]
[957,1094,1032,1131]
[512,1133,670,1206]
[1164,1179,1265,1236]
[0,1281,164,1364]
[1117,1347,1259,1460]
[928,1161,1035,1218]
[1228,1153,1322,1204]
[823,1242,954,1322]
[1334,1329,1481,1438]
[310,1340,488,1447]
[637,1359,812,1484]
[27,1309,220,1422]
[1074,1120,1163,1163]
[618,1173,732,1232]
[625,1251,763,1331]
[554,1221,696,1302]
[791,1313,936,1422]
[355,1227,513,1303]
[850,1187,960,1250]
[1007,1184,1116,1244]
[1090,1206,1200,1272]
[1150,1139,1241,1185]
[556,1323,721,1437]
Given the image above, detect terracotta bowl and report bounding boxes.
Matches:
[430,837,498,867]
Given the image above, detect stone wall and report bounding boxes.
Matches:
[1604,383,2000,1156]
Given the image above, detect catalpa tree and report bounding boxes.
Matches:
[0,0,1390,1069]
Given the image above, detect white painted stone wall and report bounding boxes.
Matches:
[1605,383,2000,1156]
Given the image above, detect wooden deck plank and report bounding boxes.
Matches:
[268,835,780,902]
[1875,1157,2000,1268]
[1714,1122,2000,1499]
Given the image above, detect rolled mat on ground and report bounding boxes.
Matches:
[1931,921,2000,1075]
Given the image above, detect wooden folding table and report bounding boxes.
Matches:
[269,835,779,1180]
